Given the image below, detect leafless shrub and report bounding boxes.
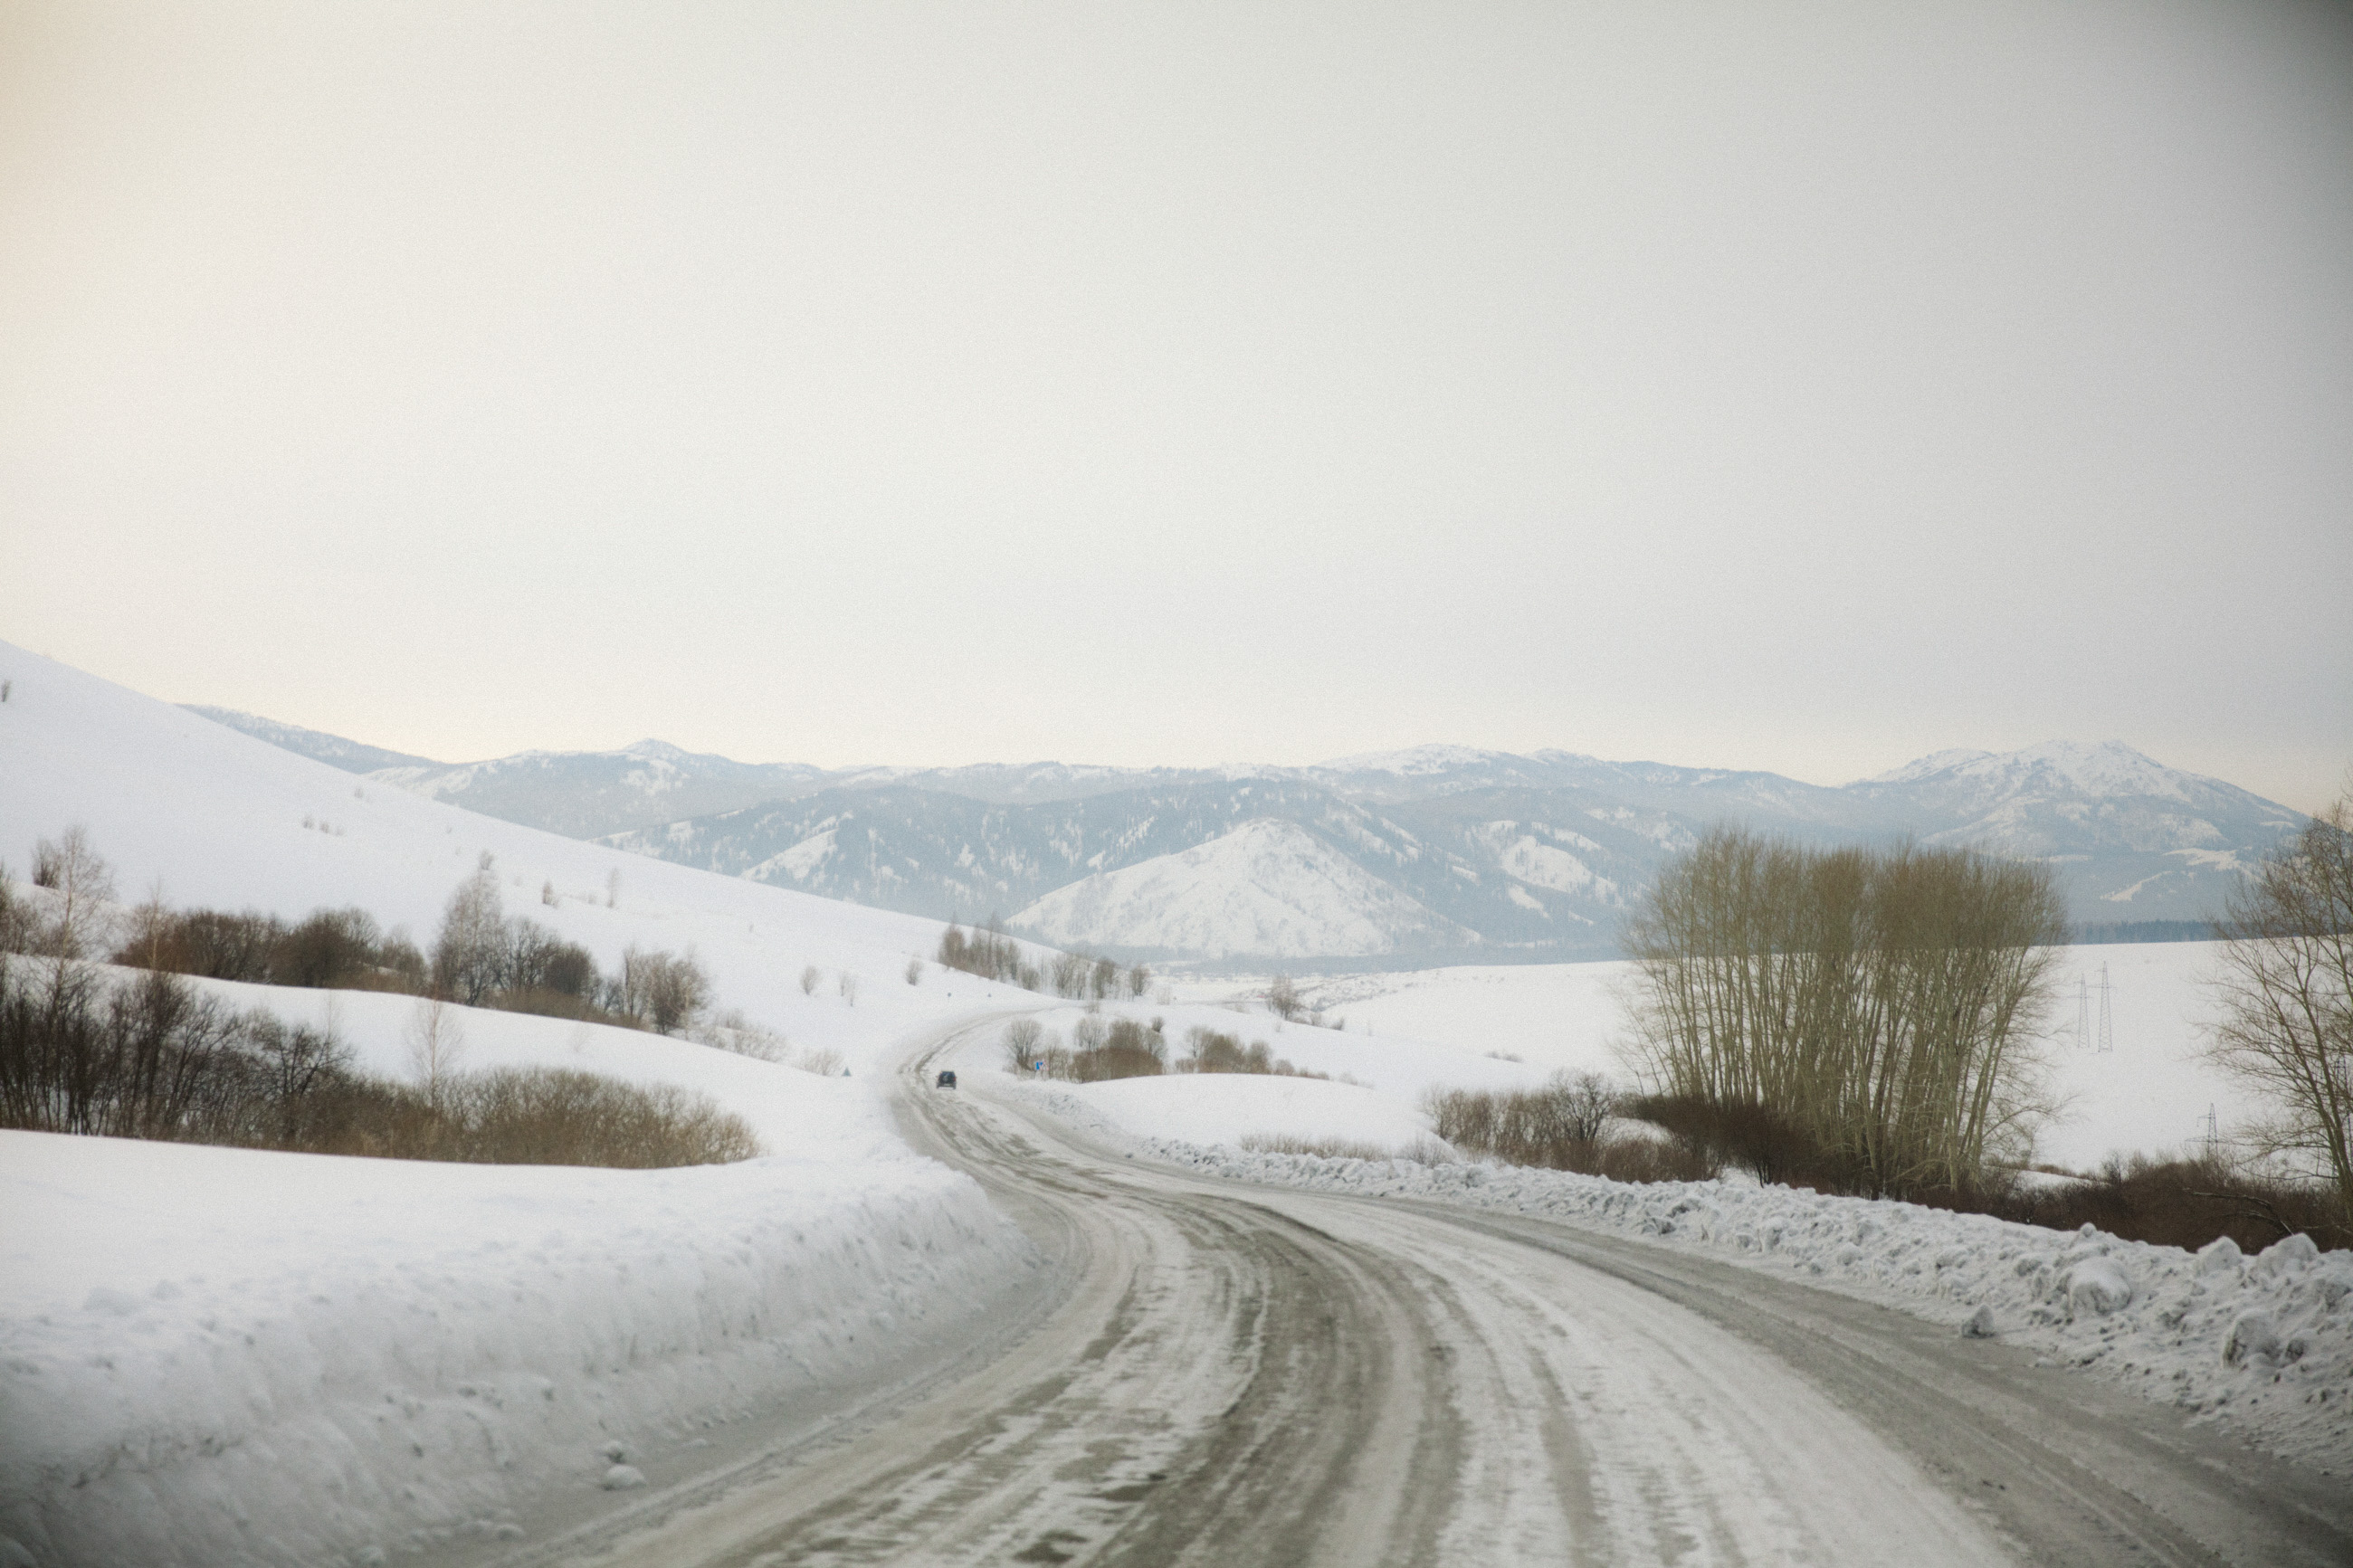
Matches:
[1425,1073,1617,1169]
[1267,974,1303,1022]
[29,827,117,963]
[427,1068,759,1166]
[0,865,27,957]
[793,1047,844,1077]
[616,945,710,1034]
[1173,1025,1329,1080]
[838,970,858,1005]
[691,1008,790,1063]
[1003,1018,1043,1072]
[905,957,922,985]
[1050,950,1092,999]
[800,965,821,996]
[1908,1151,2345,1253]
[405,995,467,1109]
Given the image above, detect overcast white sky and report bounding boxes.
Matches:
[4,2,2348,809]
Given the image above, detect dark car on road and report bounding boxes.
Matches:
[935,1069,957,1089]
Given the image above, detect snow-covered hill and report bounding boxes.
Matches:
[4,644,999,1041]
[1014,819,1478,959]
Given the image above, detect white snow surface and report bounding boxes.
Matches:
[1036,1073,1440,1154]
[1013,818,1472,958]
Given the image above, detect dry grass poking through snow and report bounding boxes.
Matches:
[303,1067,763,1168]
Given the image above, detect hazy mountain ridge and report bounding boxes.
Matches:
[186,710,2305,964]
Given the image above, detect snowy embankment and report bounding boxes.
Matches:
[1132,1136,2353,1468]
[0,986,1043,1568]
[1,1130,1029,1567]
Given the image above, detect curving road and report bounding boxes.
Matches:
[530,1019,2353,1567]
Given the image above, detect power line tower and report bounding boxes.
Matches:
[2095,962,2114,1053]
[2201,1104,2220,1160]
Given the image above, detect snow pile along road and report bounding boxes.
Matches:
[1130,1140,2353,1468]
[0,1122,1036,1567]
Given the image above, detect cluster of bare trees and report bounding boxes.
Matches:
[937,918,1148,1001]
[0,953,755,1166]
[2206,784,2352,1227]
[0,956,347,1145]
[1173,1026,1328,1079]
[426,860,710,1032]
[938,918,1038,987]
[1621,827,2069,1196]
[997,1015,1334,1083]
[1000,1014,1169,1082]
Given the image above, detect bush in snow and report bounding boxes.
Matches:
[1172,1025,1329,1081]
[1002,1017,1043,1073]
[613,945,711,1035]
[689,1008,790,1063]
[1430,1074,1720,1183]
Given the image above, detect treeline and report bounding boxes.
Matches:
[999,1016,1331,1085]
[0,829,757,1168]
[5,831,715,1037]
[1622,827,2068,1198]
[938,917,1148,1001]
[0,953,756,1165]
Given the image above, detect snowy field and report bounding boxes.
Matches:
[1172,946,2272,1173]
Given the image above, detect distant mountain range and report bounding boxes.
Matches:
[187,709,2304,967]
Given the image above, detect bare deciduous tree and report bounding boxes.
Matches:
[405,995,467,1111]
[1267,974,1303,1022]
[619,946,710,1034]
[1623,827,2068,1195]
[2205,784,2353,1224]
[33,826,118,963]
[432,863,506,1005]
[1003,1017,1044,1071]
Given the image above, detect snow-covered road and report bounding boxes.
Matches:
[518,1021,2353,1568]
